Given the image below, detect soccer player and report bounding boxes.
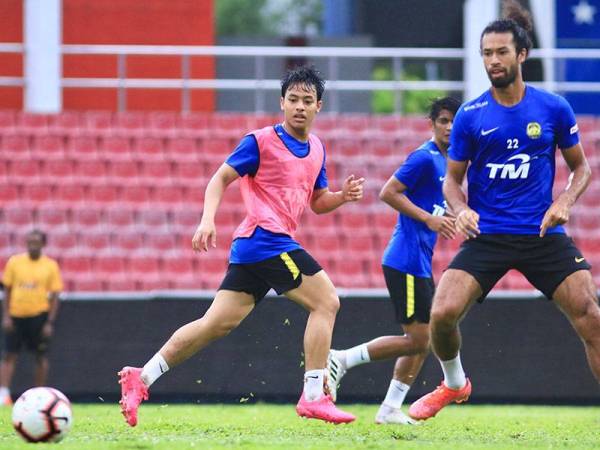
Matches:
[409,2,600,421]
[326,97,459,425]
[118,66,364,426]
[0,229,63,406]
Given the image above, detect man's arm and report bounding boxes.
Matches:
[2,286,13,333]
[539,143,592,237]
[310,174,365,214]
[192,163,240,251]
[42,291,60,338]
[444,159,479,239]
[380,176,455,240]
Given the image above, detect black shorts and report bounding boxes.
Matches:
[4,313,50,355]
[219,249,323,303]
[448,234,591,301]
[383,265,434,324]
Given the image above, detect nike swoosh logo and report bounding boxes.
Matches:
[481,127,499,136]
[306,375,320,379]
[439,176,445,182]
[159,362,167,373]
[575,257,585,263]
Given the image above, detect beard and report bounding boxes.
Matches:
[487,66,518,88]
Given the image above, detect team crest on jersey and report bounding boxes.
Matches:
[526,122,541,139]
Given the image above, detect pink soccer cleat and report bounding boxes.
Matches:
[296,392,356,424]
[118,366,149,427]
[408,378,471,421]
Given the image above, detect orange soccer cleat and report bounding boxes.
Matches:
[408,378,471,421]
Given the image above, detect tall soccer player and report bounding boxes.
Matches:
[326,97,459,425]
[118,66,363,426]
[409,1,600,421]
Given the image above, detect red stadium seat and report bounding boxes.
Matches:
[17,112,49,135]
[178,113,210,138]
[31,135,66,160]
[0,110,16,133]
[21,185,53,206]
[42,160,74,182]
[114,112,145,137]
[152,185,183,205]
[74,160,108,186]
[0,185,19,205]
[83,111,113,135]
[139,160,173,186]
[82,232,111,252]
[101,136,132,160]
[47,111,82,135]
[54,185,85,205]
[134,137,164,161]
[109,160,140,180]
[94,255,126,275]
[37,207,69,228]
[115,232,144,252]
[106,208,135,229]
[165,137,199,162]
[89,185,118,204]
[4,208,34,230]
[146,233,177,252]
[67,135,99,160]
[138,209,169,228]
[8,160,40,185]
[147,111,178,138]
[71,207,103,229]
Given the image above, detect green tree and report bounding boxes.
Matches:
[216,0,275,36]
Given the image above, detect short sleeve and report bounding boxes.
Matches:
[394,150,431,190]
[555,95,580,150]
[225,135,260,177]
[48,261,63,292]
[314,144,328,190]
[2,257,14,287]
[448,108,475,161]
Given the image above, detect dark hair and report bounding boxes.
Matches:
[27,229,47,246]
[480,0,533,56]
[281,65,325,101]
[429,96,461,121]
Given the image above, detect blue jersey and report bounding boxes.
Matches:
[382,140,447,277]
[225,124,328,263]
[449,86,579,235]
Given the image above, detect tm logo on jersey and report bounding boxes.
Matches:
[486,153,530,179]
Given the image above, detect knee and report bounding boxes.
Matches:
[573,297,600,338]
[206,317,240,339]
[407,328,430,354]
[430,303,460,333]
[316,291,340,317]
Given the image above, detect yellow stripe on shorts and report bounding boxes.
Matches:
[280,252,300,280]
[406,274,415,318]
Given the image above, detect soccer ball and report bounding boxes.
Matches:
[12,387,73,443]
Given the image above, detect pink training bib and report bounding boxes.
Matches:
[233,125,325,239]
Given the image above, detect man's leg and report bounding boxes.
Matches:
[409,269,480,420]
[284,271,355,423]
[552,270,600,383]
[34,354,49,387]
[119,290,255,426]
[0,353,17,405]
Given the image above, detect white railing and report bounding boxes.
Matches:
[1,44,600,112]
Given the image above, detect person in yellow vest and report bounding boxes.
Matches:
[0,229,63,405]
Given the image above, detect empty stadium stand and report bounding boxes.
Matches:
[2,111,599,292]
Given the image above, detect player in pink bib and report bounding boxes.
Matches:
[119,66,364,425]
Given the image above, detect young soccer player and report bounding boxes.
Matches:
[327,97,459,424]
[409,1,600,421]
[118,66,364,426]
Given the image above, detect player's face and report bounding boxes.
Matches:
[481,32,526,88]
[431,109,454,149]
[280,83,322,136]
[26,233,44,259]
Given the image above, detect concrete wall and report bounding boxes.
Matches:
[5,294,597,405]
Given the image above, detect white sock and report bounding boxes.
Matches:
[303,369,325,402]
[0,386,10,398]
[382,379,410,409]
[345,343,370,369]
[141,353,169,387]
[440,353,466,389]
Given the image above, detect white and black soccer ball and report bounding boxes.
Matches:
[12,387,73,443]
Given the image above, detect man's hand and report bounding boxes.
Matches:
[192,220,217,252]
[540,196,571,237]
[425,216,456,240]
[2,316,13,333]
[42,322,53,338]
[456,208,480,239]
[341,175,365,202]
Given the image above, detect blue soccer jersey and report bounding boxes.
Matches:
[225,124,328,263]
[382,140,447,277]
[449,86,580,235]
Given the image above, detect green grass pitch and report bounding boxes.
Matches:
[1,403,599,449]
